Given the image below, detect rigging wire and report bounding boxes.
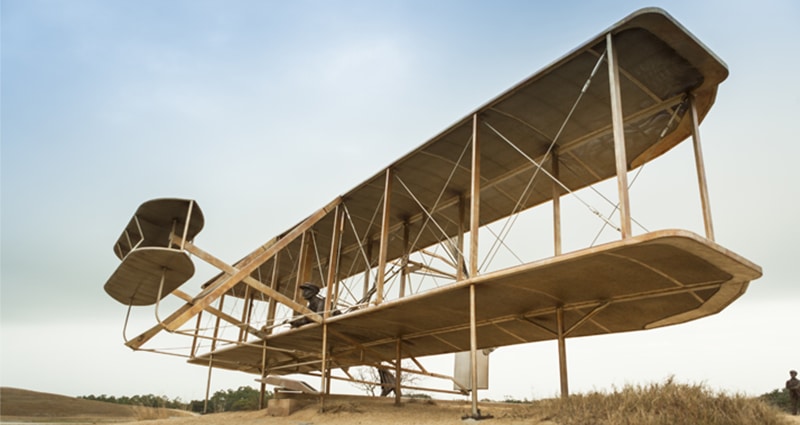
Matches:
[588,96,688,246]
[479,50,610,270]
[404,136,473,268]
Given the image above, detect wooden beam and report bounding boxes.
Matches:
[400,221,409,298]
[320,322,329,411]
[606,33,632,239]
[469,283,479,417]
[457,194,466,280]
[171,289,267,340]
[324,206,343,317]
[375,169,393,304]
[552,150,562,256]
[689,93,715,241]
[395,339,402,405]
[557,307,569,398]
[161,197,340,331]
[564,302,610,337]
[266,253,280,334]
[470,114,481,277]
[183,240,322,323]
[294,230,314,305]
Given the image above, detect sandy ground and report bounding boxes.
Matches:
[112,397,800,425]
[3,387,797,425]
[115,398,557,425]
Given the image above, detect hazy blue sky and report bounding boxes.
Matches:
[2,0,798,403]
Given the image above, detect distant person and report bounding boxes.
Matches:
[787,370,800,415]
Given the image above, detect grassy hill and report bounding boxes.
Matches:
[0,387,195,422]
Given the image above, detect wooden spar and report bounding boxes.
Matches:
[469,113,481,417]
[552,150,562,256]
[238,285,251,342]
[557,306,569,398]
[376,168,392,304]
[363,239,372,301]
[266,253,279,334]
[190,310,203,357]
[606,32,632,239]
[400,221,409,298]
[469,114,480,277]
[161,197,340,332]
[180,200,194,251]
[324,205,343,317]
[319,206,344,406]
[211,295,224,352]
[689,93,715,241]
[565,302,610,336]
[171,289,266,339]
[293,230,314,306]
[179,240,321,323]
[334,280,728,353]
[457,194,466,280]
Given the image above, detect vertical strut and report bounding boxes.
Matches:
[689,94,715,241]
[469,283,480,417]
[552,150,562,255]
[469,114,480,277]
[606,32,632,239]
[395,339,402,405]
[376,169,393,304]
[557,307,569,398]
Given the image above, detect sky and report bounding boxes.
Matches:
[2,0,799,404]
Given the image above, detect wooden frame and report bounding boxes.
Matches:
[103,8,760,416]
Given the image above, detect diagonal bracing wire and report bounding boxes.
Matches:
[588,96,689,246]
[403,136,473,275]
[478,50,611,270]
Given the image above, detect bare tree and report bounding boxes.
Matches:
[349,362,421,396]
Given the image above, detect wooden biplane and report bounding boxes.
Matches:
[104,8,761,418]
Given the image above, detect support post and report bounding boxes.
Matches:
[376,169,393,304]
[689,93,715,241]
[557,307,569,399]
[606,32,632,239]
[395,339,402,406]
[320,322,329,412]
[203,354,213,414]
[259,339,267,409]
[469,284,480,417]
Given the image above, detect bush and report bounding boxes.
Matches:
[760,388,794,414]
[81,386,272,413]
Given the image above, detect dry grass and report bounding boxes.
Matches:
[508,378,794,425]
[130,404,173,420]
